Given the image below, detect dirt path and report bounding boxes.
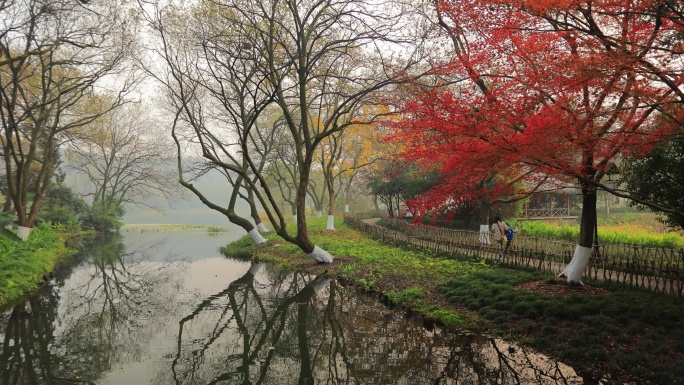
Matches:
[361,218,381,225]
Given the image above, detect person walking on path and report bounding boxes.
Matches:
[504,224,518,256]
[491,215,509,260]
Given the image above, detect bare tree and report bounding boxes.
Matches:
[143,0,431,261]
[263,118,312,223]
[0,0,140,239]
[66,102,183,221]
[238,110,283,233]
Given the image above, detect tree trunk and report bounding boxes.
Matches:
[178,175,264,244]
[2,198,11,213]
[17,226,32,240]
[479,205,491,244]
[14,198,27,227]
[247,228,268,244]
[297,302,314,385]
[559,181,597,284]
[226,177,263,243]
[296,168,333,262]
[326,187,335,230]
[247,188,269,233]
[256,222,270,233]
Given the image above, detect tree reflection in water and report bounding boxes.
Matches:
[0,236,588,385]
[0,297,82,385]
[162,263,585,385]
[0,234,186,385]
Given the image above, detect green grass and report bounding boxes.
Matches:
[386,286,424,305]
[226,215,684,384]
[220,216,489,328]
[206,225,227,233]
[0,223,69,308]
[438,269,684,384]
[220,235,260,262]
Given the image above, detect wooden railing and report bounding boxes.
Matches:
[523,207,573,217]
[344,215,684,296]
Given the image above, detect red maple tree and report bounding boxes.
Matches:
[388,0,683,282]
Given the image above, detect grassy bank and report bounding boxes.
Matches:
[0,223,70,308]
[222,217,684,384]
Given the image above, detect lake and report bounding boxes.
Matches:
[0,230,588,384]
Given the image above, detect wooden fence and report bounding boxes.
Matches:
[343,215,684,296]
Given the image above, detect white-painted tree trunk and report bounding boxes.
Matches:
[248,262,263,275]
[248,229,268,245]
[479,224,491,244]
[559,245,592,284]
[292,215,297,223]
[316,211,323,218]
[5,224,12,230]
[17,226,32,241]
[310,276,330,293]
[344,204,349,213]
[326,215,335,230]
[256,222,270,233]
[309,245,333,263]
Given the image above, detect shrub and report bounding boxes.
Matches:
[80,202,124,233]
[40,184,87,227]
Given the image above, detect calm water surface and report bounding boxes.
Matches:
[0,231,588,384]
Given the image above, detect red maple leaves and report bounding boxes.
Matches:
[388,0,682,218]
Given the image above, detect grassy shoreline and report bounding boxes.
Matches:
[121,223,227,232]
[222,217,684,385]
[0,224,73,309]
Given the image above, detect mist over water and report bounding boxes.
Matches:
[122,183,251,227]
